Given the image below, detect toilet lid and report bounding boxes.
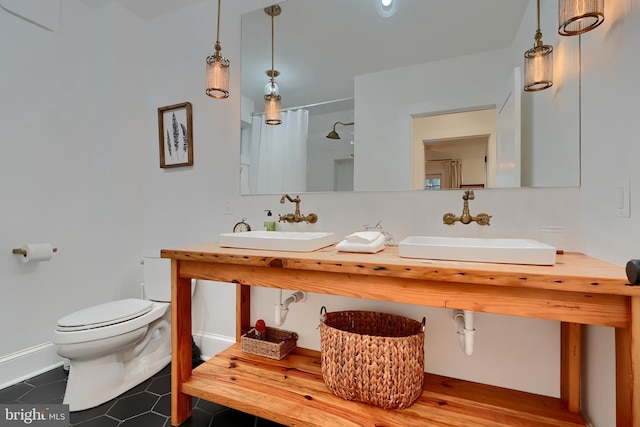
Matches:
[57,298,154,332]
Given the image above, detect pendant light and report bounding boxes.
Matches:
[264,5,282,125]
[558,0,604,36]
[205,0,229,98]
[524,0,553,92]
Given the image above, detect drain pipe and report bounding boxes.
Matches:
[453,310,475,356]
[274,290,307,326]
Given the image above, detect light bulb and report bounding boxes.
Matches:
[376,0,397,18]
[264,81,280,96]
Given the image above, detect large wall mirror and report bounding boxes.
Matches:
[240,0,580,194]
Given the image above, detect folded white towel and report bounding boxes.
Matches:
[336,233,386,253]
[343,231,382,244]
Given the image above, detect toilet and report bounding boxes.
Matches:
[53,252,175,412]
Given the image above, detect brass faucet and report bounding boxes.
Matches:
[443,189,492,226]
[279,194,318,224]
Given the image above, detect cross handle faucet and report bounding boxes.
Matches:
[443,189,492,226]
[279,194,318,224]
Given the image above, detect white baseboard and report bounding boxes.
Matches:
[582,412,596,427]
[0,342,63,390]
[192,331,236,360]
[0,331,234,391]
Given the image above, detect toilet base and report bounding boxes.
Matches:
[62,315,171,412]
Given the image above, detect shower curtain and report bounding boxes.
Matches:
[443,160,463,189]
[248,109,309,194]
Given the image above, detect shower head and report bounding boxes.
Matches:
[326,130,340,139]
[325,121,354,140]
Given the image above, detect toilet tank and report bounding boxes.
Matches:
[142,250,171,302]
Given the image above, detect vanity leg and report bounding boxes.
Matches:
[171,260,193,426]
[236,284,251,342]
[615,296,640,427]
[560,322,581,413]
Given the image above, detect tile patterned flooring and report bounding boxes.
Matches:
[0,363,286,427]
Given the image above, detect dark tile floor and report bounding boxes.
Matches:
[0,363,285,427]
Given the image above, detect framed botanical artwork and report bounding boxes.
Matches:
[158,102,193,168]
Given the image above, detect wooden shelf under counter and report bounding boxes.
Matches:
[185,343,586,427]
[162,244,640,427]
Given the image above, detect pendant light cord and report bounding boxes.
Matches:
[534,0,542,47]
[216,0,222,45]
[270,11,275,86]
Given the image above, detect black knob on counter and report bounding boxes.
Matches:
[625,259,640,285]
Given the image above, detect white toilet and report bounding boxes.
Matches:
[53,252,174,412]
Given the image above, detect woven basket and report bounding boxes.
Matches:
[319,308,425,409]
[241,327,298,360]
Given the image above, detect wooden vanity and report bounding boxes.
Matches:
[161,243,640,427]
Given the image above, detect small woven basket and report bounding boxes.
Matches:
[241,327,298,360]
[319,307,425,409]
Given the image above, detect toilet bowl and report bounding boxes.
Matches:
[53,253,175,412]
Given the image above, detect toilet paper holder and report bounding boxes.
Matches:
[12,247,58,256]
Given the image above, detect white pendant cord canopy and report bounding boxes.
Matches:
[205,0,229,98]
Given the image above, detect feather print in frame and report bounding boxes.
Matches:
[180,123,188,158]
[157,102,193,168]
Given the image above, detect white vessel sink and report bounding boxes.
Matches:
[398,236,556,265]
[219,231,336,252]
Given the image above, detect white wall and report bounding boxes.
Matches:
[2,1,637,426]
[578,1,640,426]
[0,0,148,385]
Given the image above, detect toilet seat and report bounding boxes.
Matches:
[53,299,169,346]
[57,299,153,332]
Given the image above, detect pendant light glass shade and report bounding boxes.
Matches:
[206,47,229,98]
[524,0,553,92]
[264,93,282,125]
[264,76,279,97]
[524,43,553,91]
[558,0,604,36]
[205,0,229,98]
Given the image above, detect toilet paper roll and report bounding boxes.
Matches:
[21,243,54,263]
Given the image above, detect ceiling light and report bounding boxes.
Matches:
[524,0,553,92]
[558,0,604,36]
[205,0,229,99]
[376,0,397,18]
[264,5,282,125]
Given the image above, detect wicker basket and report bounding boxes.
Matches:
[319,308,425,409]
[241,327,298,360]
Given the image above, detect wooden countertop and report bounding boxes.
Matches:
[161,243,635,297]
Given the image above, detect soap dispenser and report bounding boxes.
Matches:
[264,210,276,231]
